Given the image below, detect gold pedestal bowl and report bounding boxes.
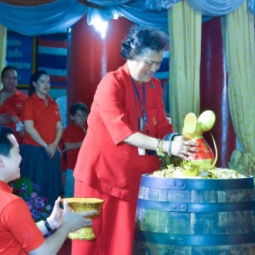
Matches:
[63,197,104,240]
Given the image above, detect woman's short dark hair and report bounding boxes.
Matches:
[120,26,169,60]
[0,127,14,157]
[28,70,49,96]
[70,102,89,116]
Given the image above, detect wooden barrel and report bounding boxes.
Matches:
[133,174,255,255]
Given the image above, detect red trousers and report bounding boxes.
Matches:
[72,182,137,255]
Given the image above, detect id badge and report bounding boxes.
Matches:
[139,117,144,131]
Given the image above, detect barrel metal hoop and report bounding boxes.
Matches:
[140,175,187,190]
[141,174,254,190]
[137,199,255,212]
[135,230,255,246]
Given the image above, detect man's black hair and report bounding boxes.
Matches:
[1,65,19,79]
[0,127,14,157]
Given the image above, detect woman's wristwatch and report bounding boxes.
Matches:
[43,219,53,232]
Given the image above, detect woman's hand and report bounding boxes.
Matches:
[47,197,63,230]
[46,143,58,158]
[170,136,199,159]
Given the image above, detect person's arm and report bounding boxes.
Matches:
[24,120,48,148]
[123,132,198,159]
[10,115,25,134]
[0,91,7,107]
[53,121,63,147]
[64,141,83,151]
[62,125,84,151]
[29,200,96,255]
[47,121,63,158]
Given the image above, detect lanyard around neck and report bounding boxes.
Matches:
[131,78,149,135]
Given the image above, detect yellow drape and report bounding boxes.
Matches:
[168,0,201,133]
[0,23,7,90]
[222,0,255,175]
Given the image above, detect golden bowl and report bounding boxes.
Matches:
[62,197,104,240]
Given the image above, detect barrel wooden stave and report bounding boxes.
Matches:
[134,176,255,255]
[134,242,255,255]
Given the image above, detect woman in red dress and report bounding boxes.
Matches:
[72,26,197,255]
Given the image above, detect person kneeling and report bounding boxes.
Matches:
[0,126,96,255]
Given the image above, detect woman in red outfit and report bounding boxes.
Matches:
[20,70,63,206]
[72,26,198,255]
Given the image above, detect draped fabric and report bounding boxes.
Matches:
[222,1,255,175]
[115,1,169,29]
[0,0,87,36]
[144,0,181,10]
[0,0,54,5]
[168,1,201,133]
[0,0,254,35]
[187,0,245,16]
[80,0,130,6]
[249,0,255,12]
[0,23,6,90]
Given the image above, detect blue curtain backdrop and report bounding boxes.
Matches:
[0,0,253,36]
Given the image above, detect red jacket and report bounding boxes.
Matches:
[74,63,173,202]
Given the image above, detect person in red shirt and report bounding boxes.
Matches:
[20,70,63,206]
[72,26,198,255]
[62,101,88,198]
[0,65,28,144]
[0,126,95,255]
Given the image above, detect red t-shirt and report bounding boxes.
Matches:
[0,90,28,144]
[62,123,86,169]
[0,181,44,254]
[22,94,61,146]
